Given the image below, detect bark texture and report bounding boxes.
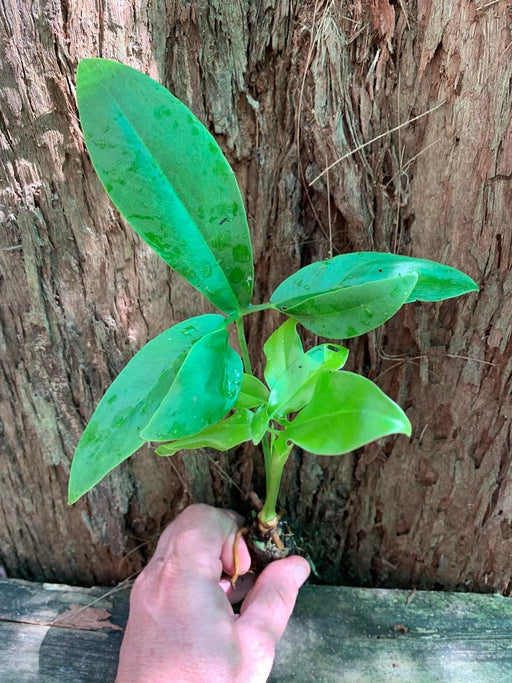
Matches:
[1,1,510,592]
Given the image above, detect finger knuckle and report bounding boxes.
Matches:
[180,502,211,523]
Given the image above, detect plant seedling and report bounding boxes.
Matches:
[69,59,478,572]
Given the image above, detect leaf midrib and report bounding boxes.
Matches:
[92,79,238,309]
[288,407,404,433]
[283,274,417,318]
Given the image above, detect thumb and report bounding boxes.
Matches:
[235,556,310,677]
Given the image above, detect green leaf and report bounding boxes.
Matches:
[271,252,478,308]
[268,353,318,417]
[155,409,253,456]
[272,433,295,461]
[77,59,253,313]
[284,370,411,455]
[251,405,270,445]
[140,327,243,441]
[275,273,418,339]
[263,319,303,389]
[268,343,348,418]
[234,373,269,409]
[305,343,349,369]
[68,314,224,504]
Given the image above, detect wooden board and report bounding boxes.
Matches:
[1,579,511,682]
[0,580,128,683]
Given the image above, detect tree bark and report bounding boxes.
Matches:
[1,0,510,593]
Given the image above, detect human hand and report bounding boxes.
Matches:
[116,504,310,682]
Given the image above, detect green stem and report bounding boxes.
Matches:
[259,436,291,524]
[235,299,289,524]
[241,302,274,315]
[235,317,252,374]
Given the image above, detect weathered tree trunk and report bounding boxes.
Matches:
[1,1,510,592]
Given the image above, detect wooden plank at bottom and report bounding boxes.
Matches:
[271,587,512,682]
[1,579,511,682]
[0,580,128,683]
[1,621,123,683]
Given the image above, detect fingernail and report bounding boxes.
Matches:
[294,561,310,586]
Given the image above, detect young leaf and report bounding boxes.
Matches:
[263,319,303,389]
[140,327,243,441]
[272,432,295,461]
[271,251,478,308]
[268,343,348,418]
[274,273,418,339]
[234,374,269,409]
[283,370,411,455]
[305,343,349,369]
[68,314,224,504]
[251,405,270,445]
[154,409,253,456]
[77,59,254,314]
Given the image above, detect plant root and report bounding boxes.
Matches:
[230,500,298,588]
[231,526,248,588]
[246,511,297,572]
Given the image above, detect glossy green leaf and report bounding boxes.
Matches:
[263,319,303,389]
[155,409,253,456]
[272,433,295,461]
[68,314,224,504]
[284,370,411,455]
[275,273,418,339]
[268,343,348,418]
[140,327,243,441]
[271,251,478,308]
[305,343,349,369]
[251,405,270,445]
[268,353,318,417]
[234,374,269,409]
[77,59,253,313]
